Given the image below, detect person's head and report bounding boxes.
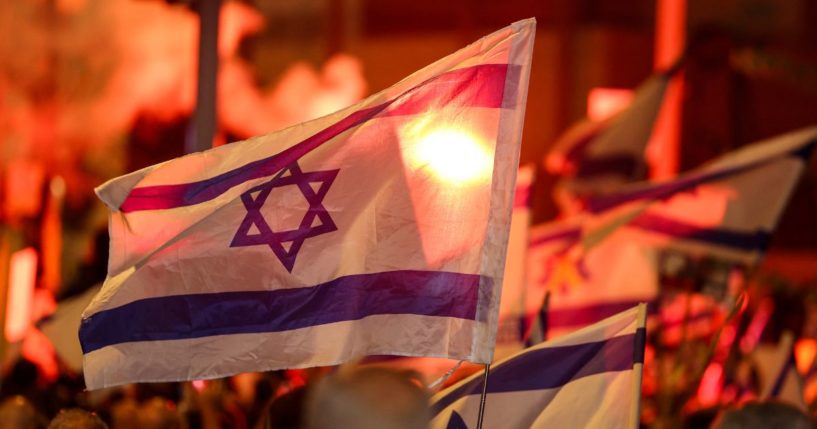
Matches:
[47,409,107,429]
[138,398,181,429]
[305,366,430,429]
[0,396,46,429]
[711,400,814,429]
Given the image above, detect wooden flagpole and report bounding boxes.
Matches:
[476,363,491,429]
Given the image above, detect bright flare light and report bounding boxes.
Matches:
[411,128,492,185]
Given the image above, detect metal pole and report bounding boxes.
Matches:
[475,363,491,429]
[188,0,221,154]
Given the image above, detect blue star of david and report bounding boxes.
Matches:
[230,162,339,272]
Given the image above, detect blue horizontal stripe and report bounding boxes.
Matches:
[547,301,656,329]
[121,64,515,212]
[630,213,770,252]
[431,329,646,416]
[80,270,485,354]
[585,139,816,213]
[528,227,581,247]
[575,153,644,180]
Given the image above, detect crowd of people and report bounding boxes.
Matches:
[0,352,815,428]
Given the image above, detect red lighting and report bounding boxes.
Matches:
[586,88,634,121]
[5,248,38,343]
[697,362,724,406]
[795,339,817,375]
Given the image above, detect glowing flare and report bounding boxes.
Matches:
[5,248,38,342]
[796,339,817,375]
[587,88,633,121]
[411,128,492,185]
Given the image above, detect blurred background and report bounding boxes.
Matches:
[1,0,817,426]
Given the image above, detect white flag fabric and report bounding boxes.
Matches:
[546,72,670,200]
[40,285,101,373]
[527,126,816,339]
[585,126,817,267]
[430,304,647,429]
[80,19,536,389]
[527,219,658,339]
[495,164,534,354]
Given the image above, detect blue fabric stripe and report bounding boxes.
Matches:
[630,213,770,252]
[575,153,643,180]
[528,227,581,247]
[585,140,816,213]
[431,332,642,415]
[547,301,656,329]
[80,270,485,354]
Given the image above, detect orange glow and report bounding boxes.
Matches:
[796,339,817,374]
[410,128,492,185]
[587,88,633,121]
[650,0,685,180]
[5,248,38,343]
[41,177,65,292]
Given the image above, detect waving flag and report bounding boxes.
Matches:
[528,127,816,338]
[546,72,670,204]
[80,19,536,389]
[494,164,534,354]
[430,304,647,429]
[527,219,658,339]
[587,126,817,267]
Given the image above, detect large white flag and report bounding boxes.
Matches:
[80,19,536,389]
[430,304,647,429]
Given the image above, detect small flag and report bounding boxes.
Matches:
[430,304,647,429]
[80,19,536,389]
[546,72,670,201]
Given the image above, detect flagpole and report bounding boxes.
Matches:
[476,363,491,429]
[628,303,648,429]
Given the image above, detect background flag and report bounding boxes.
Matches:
[527,127,816,338]
[527,219,658,339]
[80,19,536,389]
[546,72,670,206]
[430,304,647,429]
[586,126,817,267]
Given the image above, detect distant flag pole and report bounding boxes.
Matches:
[188,0,221,153]
[629,303,648,428]
[525,290,549,346]
[476,364,491,429]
